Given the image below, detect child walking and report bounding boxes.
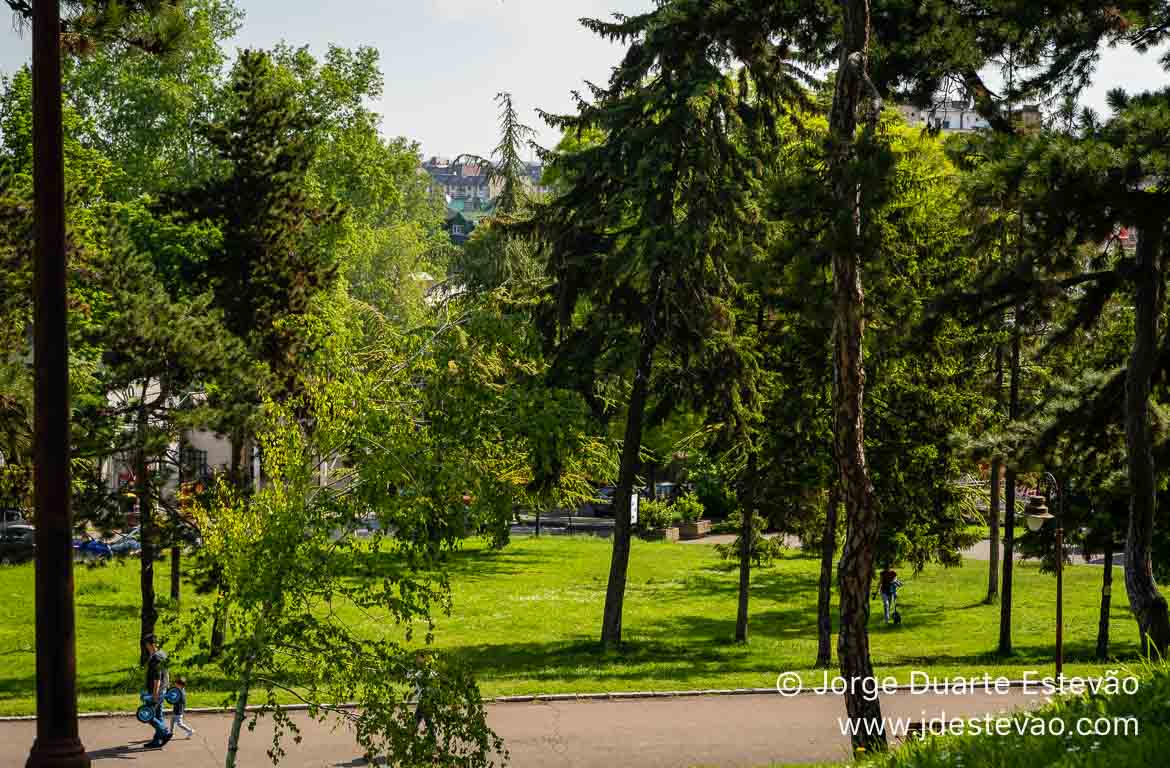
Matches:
[170,677,195,737]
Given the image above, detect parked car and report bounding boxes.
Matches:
[1,508,26,532]
[582,486,617,516]
[73,536,112,561]
[0,524,35,565]
[108,532,141,556]
[653,482,677,500]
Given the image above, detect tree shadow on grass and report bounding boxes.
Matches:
[870,638,1143,671]
[446,631,1149,696]
[76,602,139,620]
[340,541,559,584]
[442,544,563,581]
[446,637,778,691]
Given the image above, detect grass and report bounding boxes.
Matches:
[0,536,1137,716]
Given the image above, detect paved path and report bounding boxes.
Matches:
[960,538,1123,567]
[679,534,1122,568]
[0,689,1047,768]
[677,533,793,547]
[514,524,1122,569]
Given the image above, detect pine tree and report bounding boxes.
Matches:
[946,88,1170,654]
[87,235,239,657]
[166,49,343,477]
[532,8,797,649]
[161,49,343,655]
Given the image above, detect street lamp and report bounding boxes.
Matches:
[1023,473,1063,680]
[27,0,90,766]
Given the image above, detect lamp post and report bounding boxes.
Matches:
[1023,472,1062,680]
[27,0,90,765]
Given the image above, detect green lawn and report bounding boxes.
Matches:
[0,536,1137,716]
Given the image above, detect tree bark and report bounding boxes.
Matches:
[986,344,1004,604]
[230,427,246,490]
[735,450,758,643]
[735,304,767,645]
[999,310,1022,656]
[816,484,839,668]
[600,268,662,650]
[1097,537,1113,661]
[987,458,1001,604]
[170,546,181,605]
[829,0,884,751]
[1125,216,1170,657]
[209,599,226,660]
[137,391,157,665]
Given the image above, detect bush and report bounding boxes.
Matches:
[863,664,1170,768]
[638,498,678,531]
[687,455,738,519]
[715,511,785,567]
[673,492,704,523]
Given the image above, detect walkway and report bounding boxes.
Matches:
[0,688,1047,768]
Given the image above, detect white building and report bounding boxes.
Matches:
[897,102,1041,133]
[898,101,990,132]
[102,386,239,506]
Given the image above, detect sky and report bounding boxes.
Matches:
[2,1,1168,160]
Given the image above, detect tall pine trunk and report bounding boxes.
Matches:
[230,427,246,489]
[735,305,766,644]
[170,546,181,604]
[173,430,187,605]
[600,269,662,650]
[816,484,840,668]
[987,458,1001,603]
[1097,538,1113,661]
[999,312,1021,655]
[209,600,226,661]
[137,392,157,665]
[986,344,1003,604]
[735,451,758,643]
[1124,217,1170,656]
[829,0,884,750]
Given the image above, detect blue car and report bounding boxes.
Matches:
[73,537,112,560]
[108,532,141,556]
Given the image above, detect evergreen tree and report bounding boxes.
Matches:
[87,229,239,655]
[532,8,797,649]
[947,88,1170,654]
[165,49,343,475]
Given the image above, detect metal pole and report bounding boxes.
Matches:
[27,0,90,765]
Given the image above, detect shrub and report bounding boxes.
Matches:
[865,663,1170,768]
[638,498,677,531]
[715,511,785,567]
[673,492,704,523]
[687,455,739,519]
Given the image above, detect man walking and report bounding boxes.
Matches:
[878,567,902,625]
[142,634,173,748]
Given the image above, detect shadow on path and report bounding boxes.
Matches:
[87,742,150,762]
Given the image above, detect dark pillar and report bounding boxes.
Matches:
[27,1,89,766]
